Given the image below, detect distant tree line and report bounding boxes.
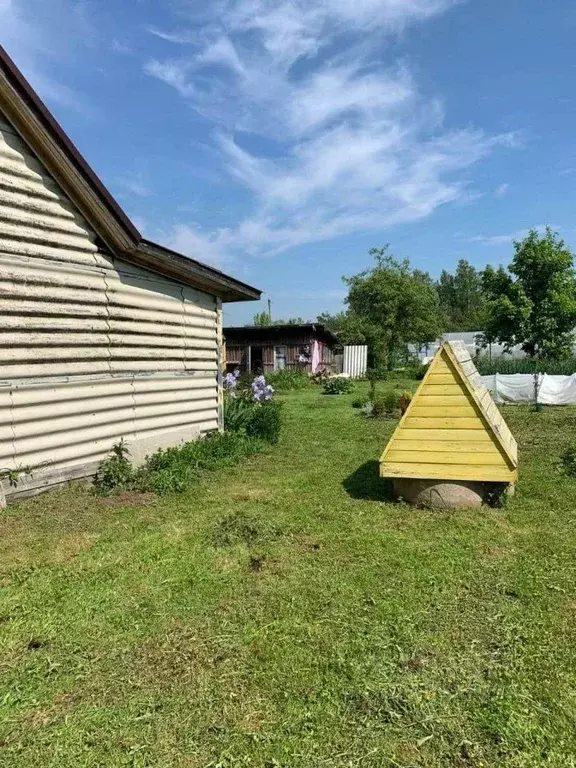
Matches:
[317,228,576,366]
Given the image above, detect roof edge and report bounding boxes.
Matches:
[0,46,262,303]
[136,240,261,302]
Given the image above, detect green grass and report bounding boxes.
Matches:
[1,384,576,767]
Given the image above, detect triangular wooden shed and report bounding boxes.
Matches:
[380,341,518,483]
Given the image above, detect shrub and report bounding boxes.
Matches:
[399,391,413,415]
[382,389,401,415]
[323,377,354,395]
[370,399,387,418]
[244,400,283,444]
[266,369,311,391]
[352,395,370,409]
[94,439,133,495]
[561,445,576,477]
[475,357,576,376]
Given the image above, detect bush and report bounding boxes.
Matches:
[244,401,283,444]
[399,390,413,415]
[368,390,402,419]
[475,357,576,376]
[352,395,370,409]
[323,377,354,395]
[266,369,311,391]
[561,445,576,477]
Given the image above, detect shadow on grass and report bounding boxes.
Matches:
[343,460,397,502]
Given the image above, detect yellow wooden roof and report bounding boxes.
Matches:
[380,341,518,483]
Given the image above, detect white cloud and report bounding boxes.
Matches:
[468,224,552,246]
[145,0,517,258]
[495,182,510,197]
[165,224,227,268]
[0,0,95,113]
[116,174,153,198]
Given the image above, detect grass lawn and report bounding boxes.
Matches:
[1,384,576,767]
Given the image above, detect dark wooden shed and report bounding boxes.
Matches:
[223,324,339,374]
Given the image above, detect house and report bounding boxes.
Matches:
[0,47,261,500]
[223,323,338,374]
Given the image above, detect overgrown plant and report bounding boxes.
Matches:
[266,370,311,391]
[93,439,133,495]
[322,378,354,395]
[0,464,32,488]
[561,445,576,478]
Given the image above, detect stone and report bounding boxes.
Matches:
[0,481,6,510]
[393,478,485,510]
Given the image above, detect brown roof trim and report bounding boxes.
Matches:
[224,323,339,345]
[135,240,261,303]
[0,45,140,243]
[0,46,261,303]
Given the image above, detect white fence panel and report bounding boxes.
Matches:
[343,345,367,379]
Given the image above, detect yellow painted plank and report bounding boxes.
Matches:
[425,373,457,384]
[380,462,517,483]
[385,450,506,466]
[417,394,472,407]
[395,428,492,442]
[410,405,479,419]
[402,418,484,430]
[389,440,501,454]
[420,382,464,394]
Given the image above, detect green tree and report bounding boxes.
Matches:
[343,246,444,367]
[481,227,576,358]
[252,311,272,327]
[437,259,486,331]
[316,311,367,345]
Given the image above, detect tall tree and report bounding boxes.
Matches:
[437,259,486,331]
[252,311,272,327]
[344,246,444,367]
[481,227,576,358]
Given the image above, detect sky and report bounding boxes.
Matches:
[2,0,576,326]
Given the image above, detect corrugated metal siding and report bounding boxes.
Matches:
[343,345,368,379]
[0,111,219,495]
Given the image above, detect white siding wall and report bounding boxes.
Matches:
[0,113,219,496]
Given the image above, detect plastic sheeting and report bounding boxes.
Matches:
[481,374,576,405]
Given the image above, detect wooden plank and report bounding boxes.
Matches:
[429,360,454,375]
[409,405,479,419]
[425,380,463,395]
[394,428,492,442]
[417,394,471,407]
[402,418,484,430]
[389,440,501,453]
[380,462,516,483]
[385,450,505,466]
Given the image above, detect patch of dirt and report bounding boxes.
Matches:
[482,545,511,558]
[97,492,157,508]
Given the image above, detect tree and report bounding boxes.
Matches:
[481,227,576,358]
[437,259,486,331]
[343,247,444,367]
[252,311,272,327]
[316,311,368,345]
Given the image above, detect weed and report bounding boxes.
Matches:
[93,439,133,495]
[266,370,311,391]
[211,510,282,547]
[561,444,576,477]
[323,377,354,395]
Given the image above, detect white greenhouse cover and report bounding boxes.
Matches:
[481,374,576,405]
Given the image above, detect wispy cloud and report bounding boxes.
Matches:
[495,182,510,197]
[146,0,516,257]
[116,174,153,198]
[467,224,553,246]
[0,0,95,113]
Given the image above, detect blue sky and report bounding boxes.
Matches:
[3,0,576,325]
